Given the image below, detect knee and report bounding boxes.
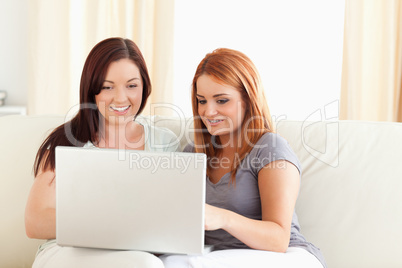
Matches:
[160,254,204,268]
[34,246,164,268]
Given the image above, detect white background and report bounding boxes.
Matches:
[172,0,345,121]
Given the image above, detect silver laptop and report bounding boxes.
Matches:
[55,146,212,255]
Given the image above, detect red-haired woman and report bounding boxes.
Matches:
[160,48,326,268]
[25,37,177,268]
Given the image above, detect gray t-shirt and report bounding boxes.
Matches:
[184,132,326,267]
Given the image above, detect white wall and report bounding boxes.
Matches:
[173,0,345,121]
[0,0,29,106]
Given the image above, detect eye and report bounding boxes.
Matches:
[217,99,229,104]
[101,86,112,90]
[128,84,138,89]
[197,99,206,105]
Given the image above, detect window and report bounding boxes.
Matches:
[173,0,345,121]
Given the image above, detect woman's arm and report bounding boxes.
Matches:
[25,169,56,239]
[204,160,300,252]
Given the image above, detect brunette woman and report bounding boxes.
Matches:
[25,37,178,268]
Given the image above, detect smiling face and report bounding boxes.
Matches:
[95,58,143,126]
[196,74,246,141]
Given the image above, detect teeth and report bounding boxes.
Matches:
[208,119,223,123]
[111,106,130,112]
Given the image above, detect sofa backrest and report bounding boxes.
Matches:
[0,115,65,268]
[1,115,402,268]
[276,120,402,268]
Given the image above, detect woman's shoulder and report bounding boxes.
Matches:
[249,131,291,152]
[147,123,178,141]
[247,131,301,173]
[136,116,180,151]
[183,143,195,153]
[136,116,176,137]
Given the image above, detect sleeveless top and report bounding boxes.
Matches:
[84,116,179,152]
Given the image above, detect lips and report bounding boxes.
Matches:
[110,105,130,113]
[206,118,224,126]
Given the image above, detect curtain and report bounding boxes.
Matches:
[27,0,175,116]
[340,0,402,121]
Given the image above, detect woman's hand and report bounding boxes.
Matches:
[204,203,230,231]
[203,160,300,252]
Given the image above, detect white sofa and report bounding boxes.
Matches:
[1,114,402,268]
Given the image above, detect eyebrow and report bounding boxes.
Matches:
[104,78,141,83]
[196,93,229,98]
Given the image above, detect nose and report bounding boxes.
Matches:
[114,87,127,103]
[203,103,218,117]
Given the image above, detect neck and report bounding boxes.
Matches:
[216,130,241,152]
[98,119,144,149]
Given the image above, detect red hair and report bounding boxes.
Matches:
[191,48,274,183]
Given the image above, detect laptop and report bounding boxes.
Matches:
[55,146,212,255]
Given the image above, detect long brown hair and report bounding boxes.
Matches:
[191,48,274,183]
[34,37,151,176]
